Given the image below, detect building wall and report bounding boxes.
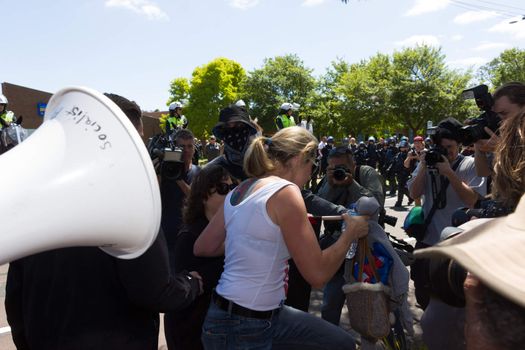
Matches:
[2,82,163,143]
[1,82,51,130]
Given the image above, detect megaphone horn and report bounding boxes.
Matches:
[0,87,161,265]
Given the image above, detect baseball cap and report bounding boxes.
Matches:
[415,194,525,308]
[414,136,424,142]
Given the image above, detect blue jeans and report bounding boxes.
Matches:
[321,269,346,325]
[202,300,356,350]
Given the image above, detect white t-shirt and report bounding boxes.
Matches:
[216,179,294,311]
[407,155,486,246]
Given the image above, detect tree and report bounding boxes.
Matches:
[243,54,315,132]
[167,78,190,106]
[336,53,394,138]
[478,48,525,88]
[167,58,246,138]
[307,58,351,139]
[389,45,472,135]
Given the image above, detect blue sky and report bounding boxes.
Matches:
[2,0,524,111]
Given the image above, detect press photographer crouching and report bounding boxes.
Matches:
[415,193,525,350]
[407,117,486,350]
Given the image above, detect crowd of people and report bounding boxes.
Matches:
[4,82,525,350]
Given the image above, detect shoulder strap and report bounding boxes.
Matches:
[354,165,361,185]
[423,154,465,227]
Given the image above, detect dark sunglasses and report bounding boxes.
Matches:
[214,182,237,195]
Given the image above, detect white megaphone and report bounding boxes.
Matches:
[0,87,161,265]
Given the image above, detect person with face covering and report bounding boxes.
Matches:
[207,105,353,310]
[195,127,369,349]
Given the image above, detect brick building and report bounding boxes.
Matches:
[1,82,163,142]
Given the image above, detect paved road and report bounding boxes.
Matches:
[0,194,421,349]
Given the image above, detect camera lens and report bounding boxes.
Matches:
[428,257,467,307]
[333,168,347,181]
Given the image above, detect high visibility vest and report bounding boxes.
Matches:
[0,111,14,130]
[166,116,185,130]
[275,114,296,130]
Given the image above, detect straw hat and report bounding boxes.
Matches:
[415,195,525,309]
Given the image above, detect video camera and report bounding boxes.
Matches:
[459,84,501,146]
[147,133,185,180]
[426,199,512,307]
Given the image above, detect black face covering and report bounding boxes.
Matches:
[222,125,251,153]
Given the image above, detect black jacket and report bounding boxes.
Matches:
[5,231,200,350]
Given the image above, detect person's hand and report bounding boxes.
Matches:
[435,155,453,177]
[189,271,204,295]
[475,127,500,153]
[341,213,369,241]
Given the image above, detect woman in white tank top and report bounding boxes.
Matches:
[195,126,368,350]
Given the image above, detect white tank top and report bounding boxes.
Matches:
[215,178,294,311]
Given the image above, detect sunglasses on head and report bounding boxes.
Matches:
[214,182,237,195]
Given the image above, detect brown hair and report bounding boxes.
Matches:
[492,110,525,210]
[243,126,318,178]
[493,82,525,106]
[103,93,142,130]
[183,164,231,224]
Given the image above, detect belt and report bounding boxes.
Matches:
[212,290,278,320]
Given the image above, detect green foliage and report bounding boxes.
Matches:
[159,113,169,133]
[389,45,472,135]
[243,54,315,133]
[306,59,350,139]
[167,78,190,106]
[163,47,521,139]
[478,48,525,88]
[168,58,246,138]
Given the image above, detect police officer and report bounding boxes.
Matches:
[0,94,14,130]
[166,101,188,136]
[275,102,296,130]
[354,141,368,166]
[366,136,379,169]
[393,140,413,207]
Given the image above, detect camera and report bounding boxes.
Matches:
[425,145,447,167]
[383,214,398,227]
[451,199,513,227]
[427,199,512,307]
[459,84,501,146]
[333,165,350,181]
[147,133,185,180]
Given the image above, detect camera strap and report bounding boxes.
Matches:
[424,155,464,229]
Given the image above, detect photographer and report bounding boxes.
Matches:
[415,193,525,350]
[160,129,200,270]
[474,82,525,177]
[407,117,486,350]
[316,146,384,326]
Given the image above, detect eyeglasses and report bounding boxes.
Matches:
[328,146,353,158]
[213,182,237,195]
